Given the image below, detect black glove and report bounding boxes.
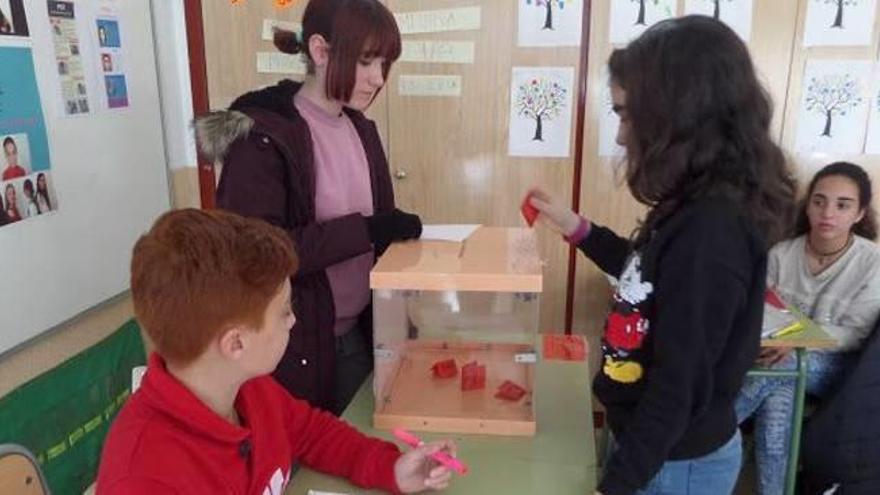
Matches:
[365,208,422,246]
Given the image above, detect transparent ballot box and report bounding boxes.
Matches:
[370,227,542,436]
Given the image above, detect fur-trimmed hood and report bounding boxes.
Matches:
[194,79,303,162]
[194,110,254,163]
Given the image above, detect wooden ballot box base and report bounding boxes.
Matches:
[374,341,536,437]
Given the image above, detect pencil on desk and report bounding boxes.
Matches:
[771,321,805,339]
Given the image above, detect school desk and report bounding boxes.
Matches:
[287,344,598,495]
[750,311,836,495]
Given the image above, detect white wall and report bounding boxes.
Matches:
[150,0,196,170]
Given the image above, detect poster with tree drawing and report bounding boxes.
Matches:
[804,0,877,46]
[684,0,754,41]
[795,60,871,155]
[609,0,676,44]
[864,88,880,154]
[599,76,626,157]
[509,67,575,157]
[518,0,583,47]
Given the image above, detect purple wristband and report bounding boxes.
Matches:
[565,216,591,245]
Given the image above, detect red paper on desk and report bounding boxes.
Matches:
[521,193,539,227]
[431,358,458,379]
[461,361,486,391]
[495,380,527,401]
[765,288,786,310]
[543,334,588,361]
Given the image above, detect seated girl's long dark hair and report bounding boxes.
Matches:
[609,16,796,247]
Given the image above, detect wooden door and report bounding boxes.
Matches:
[383,1,583,331]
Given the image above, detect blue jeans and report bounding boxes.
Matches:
[735,351,854,495]
[636,430,743,495]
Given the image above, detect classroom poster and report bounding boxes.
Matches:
[864,87,880,154]
[683,0,754,42]
[48,1,91,116]
[0,47,58,228]
[518,0,584,47]
[794,59,872,155]
[598,76,625,157]
[508,66,575,157]
[0,0,29,37]
[803,0,877,47]
[609,0,676,45]
[96,16,129,109]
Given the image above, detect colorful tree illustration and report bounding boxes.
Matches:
[515,77,567,141]
[525,0,567,30]
[817,0,859,28]
[703,0,734,19]
[632,0,661,25]
[804,73,861,137]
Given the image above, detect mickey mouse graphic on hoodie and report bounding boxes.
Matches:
[602,254,654,384]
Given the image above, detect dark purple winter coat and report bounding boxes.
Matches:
[196,80,395,411]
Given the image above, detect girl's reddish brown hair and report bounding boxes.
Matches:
[273,0,401,102]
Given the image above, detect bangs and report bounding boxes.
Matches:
[361,14,401,63]
[325,0,401,102]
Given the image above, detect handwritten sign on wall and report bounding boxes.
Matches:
[394,6,481,35]
[398,75,462,97]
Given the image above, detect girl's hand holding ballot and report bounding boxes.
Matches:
[523,188,582,237]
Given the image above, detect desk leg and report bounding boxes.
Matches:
[784,348,807,495]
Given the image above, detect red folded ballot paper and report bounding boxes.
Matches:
[461,361,486,391]
[521,193,539,227]
[495,380,527,401]
[543,334,588,361]
[431,358,458,379]
[765,288,787,310]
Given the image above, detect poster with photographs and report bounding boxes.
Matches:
[0,0,29,37]
[48,1,91,116]
[0,47,57,228]
[96,16,128,109]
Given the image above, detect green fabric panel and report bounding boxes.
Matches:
[0,319,146,494]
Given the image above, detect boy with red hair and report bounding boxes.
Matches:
[96,209,454,494]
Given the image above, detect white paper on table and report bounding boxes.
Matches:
[609,0,677,45]
[420,224,481,242]
[794,59,872,155]
[803,0,877,47]
[517,0,584,47]
[683,0,754,42]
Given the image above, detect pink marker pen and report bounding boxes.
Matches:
[392,428,469,475]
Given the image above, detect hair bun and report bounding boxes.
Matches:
[273,28,302,55]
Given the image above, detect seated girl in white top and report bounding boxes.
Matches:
[736,161,880,495]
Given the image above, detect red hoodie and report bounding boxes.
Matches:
[96,354,402,494]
